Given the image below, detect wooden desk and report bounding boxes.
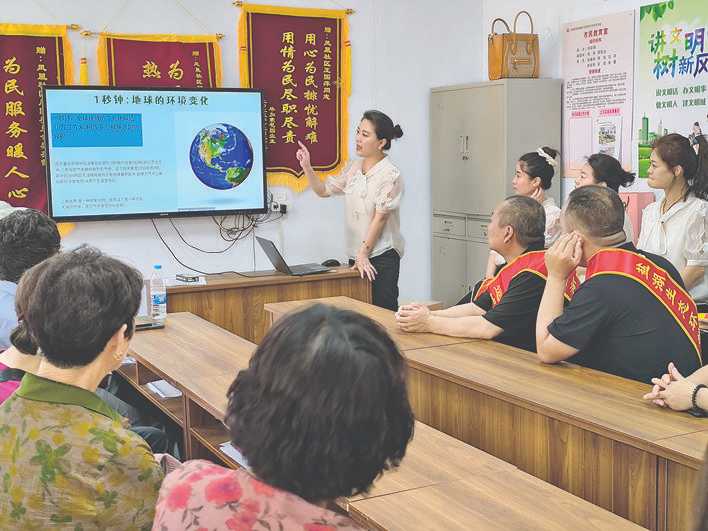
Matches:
[263,297,708,530]
[120,312,634,530]
[406,342,708,531]
[168,268,370,343]
[264,296,472,351]
[349,472,642,531]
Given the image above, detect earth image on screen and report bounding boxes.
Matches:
[189,123,254,190]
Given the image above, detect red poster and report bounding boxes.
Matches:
[239,5,351,190]
[98,34,222,88]
[0,24,72,211]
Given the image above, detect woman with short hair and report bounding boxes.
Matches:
[153,304,414,530]
[0,247,163,530]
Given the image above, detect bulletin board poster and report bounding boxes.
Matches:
[561,11,635,180]
[637,1,708,178]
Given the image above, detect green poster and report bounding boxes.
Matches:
[638,0,708,177]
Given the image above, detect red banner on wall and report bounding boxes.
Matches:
[97,33,222,88]
[0,24,73,211]
[238,4,351,191]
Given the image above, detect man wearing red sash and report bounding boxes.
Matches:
[537,185,702,383]
[398,196,575,352]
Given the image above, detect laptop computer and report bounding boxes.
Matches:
[256,236,330,276]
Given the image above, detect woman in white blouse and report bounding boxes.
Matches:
[296,110,404,311]
[485,147,561,276]
[575,153,636,242]
[638,133,708,302]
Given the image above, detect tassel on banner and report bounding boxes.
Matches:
[79,57,89,85]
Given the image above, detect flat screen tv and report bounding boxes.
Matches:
[43,86,267,221]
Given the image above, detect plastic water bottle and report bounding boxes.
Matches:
[150,264,167,323]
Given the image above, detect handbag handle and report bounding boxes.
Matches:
[511,11,535,54]
[489,18,511,35]
[513,10,535,34]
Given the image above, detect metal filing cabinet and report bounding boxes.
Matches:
[430,79,562,307]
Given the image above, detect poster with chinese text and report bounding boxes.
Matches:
[562,11,635,180]
[97,33,221,88]
[238,4,351,191]
[0,23,73,211]
[638,0,708,177]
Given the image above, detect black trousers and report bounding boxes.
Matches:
[350,249,400,311]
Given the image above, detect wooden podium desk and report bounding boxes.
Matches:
[264,297,708,530]
[119,313,636,530]
[167,267,371,343]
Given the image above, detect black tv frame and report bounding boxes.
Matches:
[42,85,268,222]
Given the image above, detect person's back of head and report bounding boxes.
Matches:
[0,209,60,284]
[497,195,546,248]
[225,303,414,503]
[8,261,45,355]
[563,185,625,241]
[22,245,143,368]
[586,153,636,192]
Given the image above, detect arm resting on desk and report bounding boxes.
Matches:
[397,304,501,339]
[536,275,579,364]
[431,302,486,318]
[427,314,502,339]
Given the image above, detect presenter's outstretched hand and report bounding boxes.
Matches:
[296,141,312,171]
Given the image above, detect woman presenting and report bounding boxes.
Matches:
[296,110,404,311]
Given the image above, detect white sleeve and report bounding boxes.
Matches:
[323,161,354,196]
[685,201,708,266]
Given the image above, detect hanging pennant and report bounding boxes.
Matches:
[0,23,73,212]
[238,3,352,192]
[97,33,222,88]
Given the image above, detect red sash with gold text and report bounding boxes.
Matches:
[475,251,580,307]
[585,248,702,360]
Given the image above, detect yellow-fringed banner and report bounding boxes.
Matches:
[97,33,222,88]
[238,3,352,192]
[0,23,73,213]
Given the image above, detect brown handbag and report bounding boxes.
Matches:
[488,11,540,80]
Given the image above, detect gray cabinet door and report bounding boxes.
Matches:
[431,90,466,213]
[461,85,506,216]
[432,235,468,308]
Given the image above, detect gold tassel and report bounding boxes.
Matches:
[79,57,89,85]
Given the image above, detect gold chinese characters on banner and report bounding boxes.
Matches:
[238,4,351,191]
[97,33,222,88]
[0,23,73,212]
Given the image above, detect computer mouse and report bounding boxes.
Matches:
[321,259,341,267]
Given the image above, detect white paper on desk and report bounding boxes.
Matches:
[146,380,182,399]
[164,277,207,287]
[219,442,251,470]
[122,356,136,365]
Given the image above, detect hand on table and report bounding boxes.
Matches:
[642,363,695,411]
[396,304,432,333]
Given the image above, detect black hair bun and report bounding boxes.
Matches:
[393,124,404,139]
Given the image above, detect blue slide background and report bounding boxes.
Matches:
[45,89,265,218]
